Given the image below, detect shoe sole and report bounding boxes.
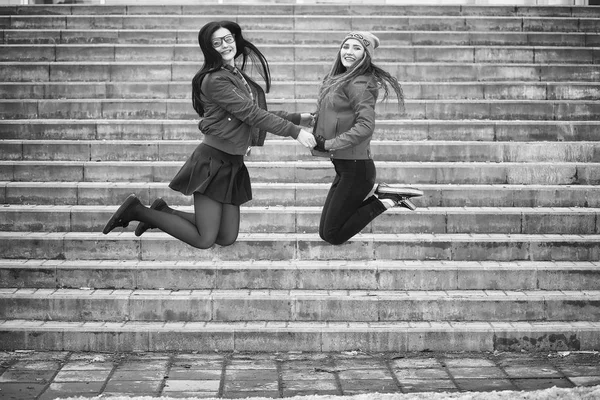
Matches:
[102,194,138,234]
[377,186,424,198]
[399,198,417,211]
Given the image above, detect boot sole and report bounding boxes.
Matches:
[102,194,138,234]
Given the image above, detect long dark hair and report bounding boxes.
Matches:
[191,20,272,117]
[315,49,405,116]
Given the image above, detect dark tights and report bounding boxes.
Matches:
[131,193,240,248]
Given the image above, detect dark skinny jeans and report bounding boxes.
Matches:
[319,158,387,245]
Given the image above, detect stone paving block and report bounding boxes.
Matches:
[503,364,563,378]
[103,379,161,393]
[0,382,47,399]
[60,360,114,371]
[338,369,393,380]
[341,378,400,393]
[116,359,169,371]
[224,380,278,391]
[454,378,516,391]
[391,358,443,369]
[513,377,574,390]
[111,369,166,380]
[280,369,333,381]
[53,369,111,382]
[38,381,104,400]
[399,378,458,393]
[170,355,223,369]
[0,369,56,383]
[447,366,506,379]
[223,391,280,399]
[282,379,337,391]
[159,392,217,398]
[162,379,220,392]
[570,376,600,387]
[560,365,600,376]
[226,369,278,381]
[168,368,221,380]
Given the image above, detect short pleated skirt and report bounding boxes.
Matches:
[169,143,252,206]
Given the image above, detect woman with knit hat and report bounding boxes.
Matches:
[312,31,423,245]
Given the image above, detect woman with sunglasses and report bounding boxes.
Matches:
[311,31,423,245]
[103,20,316,249]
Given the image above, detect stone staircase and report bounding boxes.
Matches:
[1,3,599,353]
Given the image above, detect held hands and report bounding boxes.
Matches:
[300,113,316,128]
[296,129,317,148]
[313,135,327,152]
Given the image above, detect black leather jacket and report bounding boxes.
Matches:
[198,66,301,155]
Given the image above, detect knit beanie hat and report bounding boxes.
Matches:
[341,31,380,58]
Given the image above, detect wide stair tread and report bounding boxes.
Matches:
[2,259,599,290]
[1,319,598,352]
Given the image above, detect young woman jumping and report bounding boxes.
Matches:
[311,31,423,245]
[102,21,316,248]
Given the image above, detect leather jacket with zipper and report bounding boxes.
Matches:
[311,74,378,160]
[198,65,301,155]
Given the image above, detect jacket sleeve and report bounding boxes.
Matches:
[204,74,301,139]
[271,110,302,125]
[324,77,377,151]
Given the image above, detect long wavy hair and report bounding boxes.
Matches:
[315,45,405,116]
[191,20,271,117]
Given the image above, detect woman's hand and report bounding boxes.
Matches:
[313,135,327,152]
[296,129,317,148]
[300,113,315,127]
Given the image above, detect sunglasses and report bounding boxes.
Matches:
[211,34,235,48]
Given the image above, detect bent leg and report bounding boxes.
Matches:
[130,194,224,249]
[215,203,240,246]
[147,196,240,247]
[320,160,386,245]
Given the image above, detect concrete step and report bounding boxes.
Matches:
[2,318,599,352]
[2,44,599,64]
[2,160,598,185]
[1,4,599,17]
[3,205,598,235]
[2,61,598,83]
[2,81,599,101]
[2,287,599,323]
[3,29,599,47]
[3,139,600,163]
[2,182,598,208]
[1,98,599,120]
[2,14,599,32]
[0,231,598,261]
[2,120,598,142]
[2,259,598,291]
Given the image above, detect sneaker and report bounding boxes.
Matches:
[376,183,423,198]
[134,198,168,237]
[378,193,418,211]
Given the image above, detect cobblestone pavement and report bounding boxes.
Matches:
[0,350,599,399]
